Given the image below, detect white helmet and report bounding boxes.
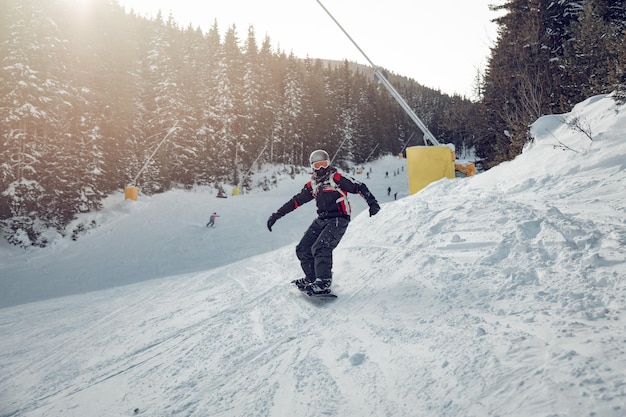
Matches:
[309,149,330,164]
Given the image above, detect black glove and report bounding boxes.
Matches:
[267,213,279,232]
[369,203,380,217]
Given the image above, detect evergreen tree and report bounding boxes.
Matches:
[302,59,333,159]
[177,24,210,186]
[0,0,74,245]
[275,54,307,165]
[213,25,244,183]
[193,20,222,186]
[239,25,263,180]
[481,0,549,164]
[131,12,187,193]
[562,0,626,104]
[256,36,281,165]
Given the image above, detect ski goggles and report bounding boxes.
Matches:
[311,160,330,170]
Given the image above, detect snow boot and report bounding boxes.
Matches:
[293,277,314,291]
[304,279,332,295]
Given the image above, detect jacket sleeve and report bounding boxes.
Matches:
[336,173,378,207]
[274,183,315,218]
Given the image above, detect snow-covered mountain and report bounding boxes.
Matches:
[1,94,625,417]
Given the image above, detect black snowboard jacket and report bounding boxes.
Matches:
[274,167,379,221]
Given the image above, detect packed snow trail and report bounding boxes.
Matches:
[0,159,408,308]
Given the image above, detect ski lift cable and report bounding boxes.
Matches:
[330,134,351,165]
[364,144,379,164]
[315,0,440,146]
[238,144,268,190]
[131,121,180,186]
[400,132,416,154]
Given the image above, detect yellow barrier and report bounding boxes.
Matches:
[124,186,138,201]
[406,146,455,194]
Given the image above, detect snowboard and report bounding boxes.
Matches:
[291,280,337,300]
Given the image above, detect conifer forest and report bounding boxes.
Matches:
[1,0,625,246]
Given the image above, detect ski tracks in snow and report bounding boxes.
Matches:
[3,151,626,415]
[314,179,626,416]
[404,186,626,416]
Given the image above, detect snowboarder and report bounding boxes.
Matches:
[266,149,380,295]
[206,212,219,227]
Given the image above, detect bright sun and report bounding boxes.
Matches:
[64,0,99,19]
[65,0,92,9]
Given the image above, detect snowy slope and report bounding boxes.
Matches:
[1,94,625,417]
[0,161,407,308]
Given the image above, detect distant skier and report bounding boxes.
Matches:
[206,212,219,227]
[266,149,380,295]
[387,186,391,196]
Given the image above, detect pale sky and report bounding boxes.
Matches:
[117,0,502,98]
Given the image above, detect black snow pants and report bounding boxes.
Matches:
[295,217,349,284]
